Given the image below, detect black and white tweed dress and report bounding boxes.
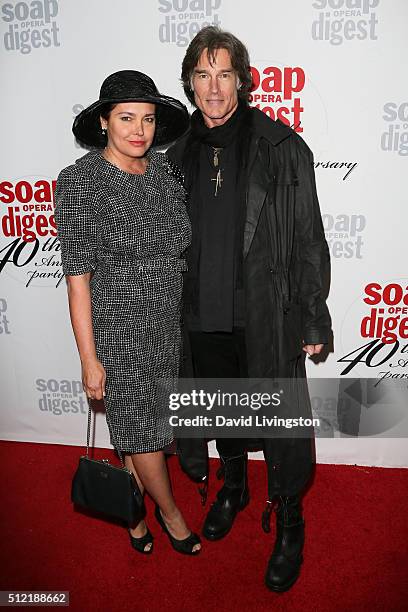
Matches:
[55,149,191,453]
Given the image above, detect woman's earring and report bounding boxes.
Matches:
[101,127,107,136]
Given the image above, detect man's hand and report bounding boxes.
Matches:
[302,344,324,356]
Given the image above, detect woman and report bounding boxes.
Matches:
[55,70,200,555]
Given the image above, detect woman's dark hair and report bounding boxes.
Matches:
[181,26,252,106]
[100,103,117,120]
[98,103,116,145]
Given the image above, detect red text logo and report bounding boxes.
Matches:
[0,178,57,243]
[249,64,305,132]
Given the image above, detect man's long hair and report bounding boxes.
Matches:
[181,26,252,106]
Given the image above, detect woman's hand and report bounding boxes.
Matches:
[82,357,106,400]
[65,273,105,400]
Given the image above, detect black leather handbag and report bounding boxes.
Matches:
[71,400,144,525]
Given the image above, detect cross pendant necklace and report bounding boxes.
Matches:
[211,169,223,196]
[211,147,223,197]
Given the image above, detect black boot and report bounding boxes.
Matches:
[202,454,249,541]
[264,495,304,592]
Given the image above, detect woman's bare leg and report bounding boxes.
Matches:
[130,450,200,552]
[124,454,152,551]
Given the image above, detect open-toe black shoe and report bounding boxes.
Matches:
[155,506,201,556]
[128,526,154,554]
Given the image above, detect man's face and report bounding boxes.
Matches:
[191,47,239,128]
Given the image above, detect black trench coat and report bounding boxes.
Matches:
[167,108,332,499]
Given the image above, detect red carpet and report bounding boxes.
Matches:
[1,441,407,611]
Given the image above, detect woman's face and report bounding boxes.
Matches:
[100,102,156,159]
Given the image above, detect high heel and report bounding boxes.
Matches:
[128,526,154,554]
[154,506,201,555]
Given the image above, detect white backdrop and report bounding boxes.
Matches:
[1,0,407,467]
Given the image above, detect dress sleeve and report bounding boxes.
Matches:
[54,165,98,276]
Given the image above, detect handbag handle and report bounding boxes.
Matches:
[85,398,125,467]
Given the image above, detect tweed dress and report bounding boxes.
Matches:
[55,149,191,453]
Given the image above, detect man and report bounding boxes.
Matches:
[167,26,331,591]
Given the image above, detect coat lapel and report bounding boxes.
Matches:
[243,137,270,259]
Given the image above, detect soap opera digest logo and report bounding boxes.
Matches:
[381,102,408,156]
[0,175,63,288]
[311,0,379,45]
[249,61,329,155]
[2,0,61,54]
[36,378,87,416]
[158,0,221,47]
[249,63,306,133]
[339,279,408,382]
[0,298,11,335]
[322,213,365,259]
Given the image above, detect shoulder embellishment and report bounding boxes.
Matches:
[164,157,185,188]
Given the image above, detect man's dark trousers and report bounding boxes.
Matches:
[189,327,247,458]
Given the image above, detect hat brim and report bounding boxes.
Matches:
[73,94,190,148]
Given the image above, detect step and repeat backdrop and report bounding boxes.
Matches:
[1,0,407,467]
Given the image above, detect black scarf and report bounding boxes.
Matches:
[189,99,248,147]
[181,100,253,322]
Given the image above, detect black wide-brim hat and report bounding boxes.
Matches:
[73,70,190,148]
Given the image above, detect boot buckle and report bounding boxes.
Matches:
[198,476,208,506]
[262,498,278,533]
